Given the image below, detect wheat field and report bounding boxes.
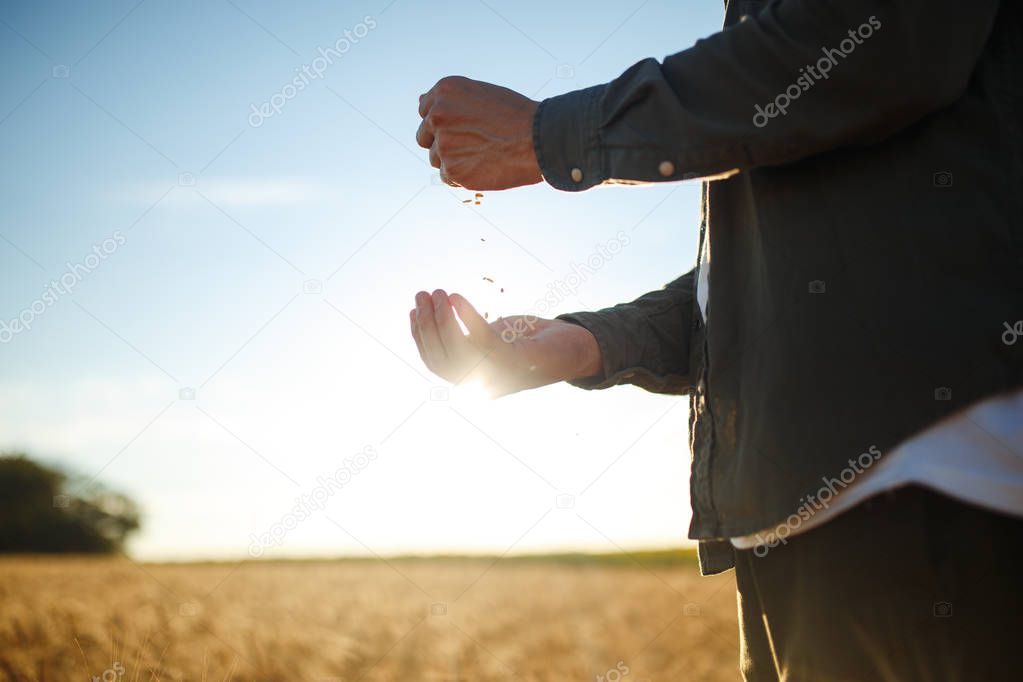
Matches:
[0,554,739,681]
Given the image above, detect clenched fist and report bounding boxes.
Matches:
[416,76,543,191]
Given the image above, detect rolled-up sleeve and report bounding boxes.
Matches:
[533,0,1000,189]
[556,270,696,395]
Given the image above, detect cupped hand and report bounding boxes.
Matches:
[416,76,542,191]
[410,289,601,397]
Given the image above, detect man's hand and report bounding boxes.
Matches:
[410,289,601,397]
[416,77,542,191]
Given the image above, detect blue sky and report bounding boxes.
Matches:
[0,0,723,559]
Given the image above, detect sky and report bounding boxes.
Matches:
[0,0,724,560]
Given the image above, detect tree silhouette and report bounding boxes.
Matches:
[0,454,140,553]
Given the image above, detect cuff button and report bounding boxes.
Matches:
[658,160,675,177]
[570,167,583,183]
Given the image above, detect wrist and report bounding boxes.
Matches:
[566,323,603,381]
[519,99,542,184]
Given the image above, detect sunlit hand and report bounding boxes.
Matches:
[416,76,542,191]
[410,289,601,397]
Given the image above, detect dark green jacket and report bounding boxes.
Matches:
[536,0,1023,573]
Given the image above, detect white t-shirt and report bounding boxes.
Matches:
[694,249,1023,551]
[731,388,1023,551]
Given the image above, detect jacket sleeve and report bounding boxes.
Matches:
[533,0,1000,190]
[556,270,696,395]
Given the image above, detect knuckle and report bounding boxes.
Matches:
[435,75,467,97]
[426,107,447,126]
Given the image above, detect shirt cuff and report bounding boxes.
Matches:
[533,85,606,192]
[556,310,689,393]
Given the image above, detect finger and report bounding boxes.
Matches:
[449,294,493,345]
[418,88,437,118]
[416,117,434,149]
[410,308,426,361]
[439,166,461,187]
[432,289,470,357]
[429,143,441,169]
[415,290,446,369]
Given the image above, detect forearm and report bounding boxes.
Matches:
[557,270,696,395]
[535,0,999,189]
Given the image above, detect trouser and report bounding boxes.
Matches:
[734,486,1023,681]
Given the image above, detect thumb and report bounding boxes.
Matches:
[449,293,493,343]
[439,165,461,188]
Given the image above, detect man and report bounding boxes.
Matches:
[411,0,1022,679]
